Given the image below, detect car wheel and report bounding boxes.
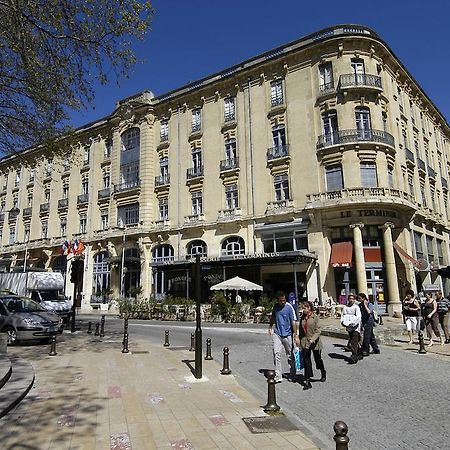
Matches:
[4,326,17,345]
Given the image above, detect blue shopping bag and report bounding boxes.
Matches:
[293,347,304,371]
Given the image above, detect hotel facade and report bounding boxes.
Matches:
[0,25,449,314]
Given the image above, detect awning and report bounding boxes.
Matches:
[330,242,353,268]
[363,248,382,263]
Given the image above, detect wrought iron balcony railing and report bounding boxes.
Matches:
[97,188,111,199]
[77,194,89,204]
[220,158,239,172]
[442,178,448,190]
[114,179,141,193]
[40,203,50,213]
[23,207,32,217]
[318,81,335,93]
[155,175,170,186]
[186,167,204,179]
[58,198,68,209]
[339,73,382,90]
[267,145,289,161]
[317,129,395,149]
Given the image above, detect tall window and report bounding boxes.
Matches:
[274,174,290,201]
[191,109,201,132]
[104,138,112,159]
[60,218,67,236]
[426,236,435,262]
[187,240,207,259]
[319,62,333,90]
[15,170,21,186]
[29,169,35,182]
[221,236,245,256]
[322,110,339,144]
[93,252,111,296]
[225,184,239,209]
[81,178,89,195]
[118,203,139,226]
[84,146,90,165]
[44,188,50,203]
[225,139,237,163]
[325,164,343,191]
[120,128,140,186]
[355,107,371,139]
[79,215,87,234]
[270,79,284,106]
[160,119,169,141]
[224,97,236,122]
[159,198,168,220]
[407,173,414,196]
[102,170,110,189]
[41,220,48,239]
[9,225,16,244]
[24,224,30,243]
[46,159,52,177]
[192,147,202,172]
[388,165,394,188]
[272,125,286,148]
[100,212,109,231]
[351,58,365,84]
[160,157,169,178]
[191,192,203,215]
[63,184,69,199]
[413,232,423,259]
[360,162,378,187]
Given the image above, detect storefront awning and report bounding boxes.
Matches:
[330,242,353,268]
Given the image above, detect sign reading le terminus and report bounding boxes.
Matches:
[340,209,397,218]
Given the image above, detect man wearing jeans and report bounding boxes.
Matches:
[268,291,297,383]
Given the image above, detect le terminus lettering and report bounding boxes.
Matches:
[340,210,397,218]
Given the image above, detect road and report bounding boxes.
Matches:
[81,316,449,450]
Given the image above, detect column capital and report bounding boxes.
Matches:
[349,223,365,230]
[380,222,395,230]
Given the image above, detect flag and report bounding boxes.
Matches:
[61,240,69,255]
[74,240,85,255]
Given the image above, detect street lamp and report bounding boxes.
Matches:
[116,223,126,298]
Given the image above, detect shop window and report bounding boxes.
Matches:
[262,231,308,253]
[152,244,174,263]
[221,236,245,256]
[186,240,207,259]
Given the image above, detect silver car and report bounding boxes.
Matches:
[0,294,64,344]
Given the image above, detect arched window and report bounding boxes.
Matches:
[93,252,111,297]
[186,240,207,259]
[52,255,67,274]
[221,236,245,256]
[152,244,174,263]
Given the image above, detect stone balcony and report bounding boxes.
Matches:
[266,199,294,214]
[317,129,395,150]
[338,73,382,92]
[217,208,242,222]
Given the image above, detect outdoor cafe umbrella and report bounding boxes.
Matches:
[210,276,263,292]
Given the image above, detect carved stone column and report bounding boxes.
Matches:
[381,222,401,316]
[138,236,152,300]
[349,223,367,293]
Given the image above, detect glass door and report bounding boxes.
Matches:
[366,268,385,314]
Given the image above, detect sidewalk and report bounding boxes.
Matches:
[1,326,320,450]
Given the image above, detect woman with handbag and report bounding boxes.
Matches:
[402,289,420,344]
[295,300,326,391]
[422,293,444,346]
[341,294,362,364]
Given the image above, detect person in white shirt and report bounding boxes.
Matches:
[341,294,362,364]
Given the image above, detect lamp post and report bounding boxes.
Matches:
[194,254,202,379]
[116,224,126,298]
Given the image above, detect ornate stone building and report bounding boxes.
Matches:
[0,25,449,314]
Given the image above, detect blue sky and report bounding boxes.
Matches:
[69,0,450,127]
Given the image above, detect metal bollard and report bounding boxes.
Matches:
[94,322,100,336]
[87,321,92,334]
[48,335,57,356]
[263,370,280,412]
[189,332,195,351]
[163,330,170,347]
[220,347,231,375]
[122,318,129,353]
[204,338,213,360]
[418,329,427,354]
[333,421,349,450]
[100,315,105,338]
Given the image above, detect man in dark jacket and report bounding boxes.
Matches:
[359,293,380,356]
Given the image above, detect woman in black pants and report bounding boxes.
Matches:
[295,300,326,390]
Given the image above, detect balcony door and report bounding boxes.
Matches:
[351,58,365,85]
[322,111,338,144]
[355,107,372,140]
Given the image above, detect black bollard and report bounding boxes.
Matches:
[418,329,427,354]
[87,321,92,334]
[263,370,280,412]
[204,338,213,360]
[100,315,105,338]
[189,332,195,351]
[94,322,100,336]
[122,318,129,354]
[220,347,231,375]
[163,330,170,347]
[48,335,57,356]
[333,421,349,450]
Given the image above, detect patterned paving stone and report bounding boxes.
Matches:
[110,433,132,450]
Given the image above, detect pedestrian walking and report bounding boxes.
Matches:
[402,289,421,344]
[359,293,380,356]
[422,293,444,346]
[268,291,297,383]
[295,300,326,390]
[341,294,362,364]
[435,291,450,343]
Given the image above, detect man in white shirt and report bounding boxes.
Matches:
[341,294,362,364]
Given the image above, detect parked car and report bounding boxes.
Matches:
[0,294,64,344]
